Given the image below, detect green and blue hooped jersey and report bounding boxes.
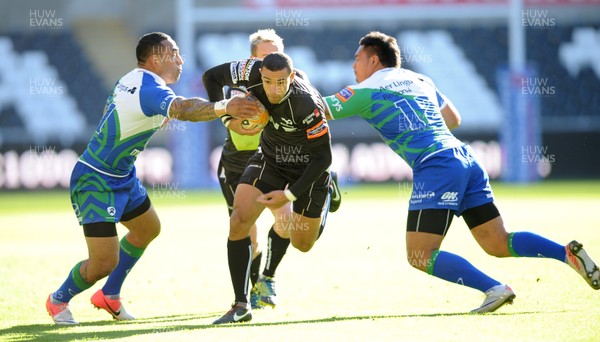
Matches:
[324,67,462,168]
[79,68,176,177]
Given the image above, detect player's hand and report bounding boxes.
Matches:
[256,190,289,210]
[227,118,263,136]
[226,94,262,119]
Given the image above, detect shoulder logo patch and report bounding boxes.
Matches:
[306,120,329,140]
[335,87,355,102]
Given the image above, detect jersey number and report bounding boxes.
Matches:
[394,96,435,131]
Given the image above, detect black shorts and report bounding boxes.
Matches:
[239,151,329,218]
[406,202,500,236]
[217,159,244,216]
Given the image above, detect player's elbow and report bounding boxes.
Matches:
[201,70,220,100]
[441,103,461,130]
[201,72,212,90]
[446,115,461,130]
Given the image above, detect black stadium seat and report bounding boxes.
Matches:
[8,31,107,125]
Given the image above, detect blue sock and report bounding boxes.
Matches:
[52,261,93,303]
[102,237,145,296]
[508,232,566,262]
[428,250,501,293]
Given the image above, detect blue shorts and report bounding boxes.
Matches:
[409,145,494,216]
[70,162,148,225]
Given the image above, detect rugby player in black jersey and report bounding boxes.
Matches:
[212,30,340,311]
[203,52,334,324]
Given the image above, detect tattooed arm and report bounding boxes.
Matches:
[168,96,260,122]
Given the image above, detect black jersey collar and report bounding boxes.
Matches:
[275,87,292,104]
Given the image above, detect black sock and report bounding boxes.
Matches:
[227,237,252,304]
[263,226,290,278]
[250,252,262,286]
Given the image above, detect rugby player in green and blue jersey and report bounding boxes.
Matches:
[46,32,260,325]
[323,31,599,313]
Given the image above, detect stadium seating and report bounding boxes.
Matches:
[451,25,600,128]
[195,24,600,133]
[1,24,598,145]
[0,31,107,145]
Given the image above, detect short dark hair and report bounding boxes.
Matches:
[261,52,293,74]
[359,31,401,68]
[136,32,171,64]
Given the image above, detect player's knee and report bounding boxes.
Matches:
[230,211,254,230]
[251,240,261,256]
[147,220,161,241]
[477,231,510,257]
[482,242,511,258]
[229,212,253,240]
[230,212,244,231]
[291,239,314,253]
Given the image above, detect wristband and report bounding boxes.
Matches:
[214,99,230,117]
[221,114,233,128]
[284,189,297,202]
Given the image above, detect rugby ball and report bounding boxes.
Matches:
[241,93,269,130]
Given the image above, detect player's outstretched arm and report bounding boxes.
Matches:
[169,96,260,122]
[323,105,334,121]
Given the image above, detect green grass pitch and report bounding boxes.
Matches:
[1,181,599,341]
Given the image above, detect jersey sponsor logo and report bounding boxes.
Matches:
[411,191,435,200]
[231,59,256,84]
[130,149,141,156]
[160,100,167,110]
[107,207,116,216]
[116,83,137,94]
[379,79,413,91]
[306,120,329,140]
[440,192,459,202]
[230,62,238,83]
[301,108,322,125]
[329,96,343,112]
[243,59,256,81]
[238,59,249,81]
[438,191,459,206]
[335,87,355,102]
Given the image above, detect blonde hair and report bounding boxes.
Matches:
[249,29,284,56]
